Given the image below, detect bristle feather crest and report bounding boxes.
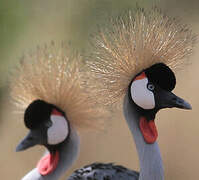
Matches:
[85,8,196,105]
[10,43,105,131]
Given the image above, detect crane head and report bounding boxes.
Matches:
[16,100,69,152]
[129,63,191,143]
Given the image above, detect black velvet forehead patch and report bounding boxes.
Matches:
[144,63,176,91]
[24,100,53,129]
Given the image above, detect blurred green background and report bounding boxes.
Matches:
[0,0,199,179]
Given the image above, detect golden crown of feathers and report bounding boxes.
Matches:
[10,42,104,130]
[85,8,196,105]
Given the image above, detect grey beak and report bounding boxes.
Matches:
[157,90,192,110]
[171,94,192,110]
[16,131,41,152]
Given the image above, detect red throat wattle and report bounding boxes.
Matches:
[139,117,158,144]
[37,151,59,175]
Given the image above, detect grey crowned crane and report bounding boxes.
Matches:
[67,8,196,179]
[10,43,105,180]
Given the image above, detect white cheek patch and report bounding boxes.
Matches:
[47,115,69,145]
[130,78,155,109]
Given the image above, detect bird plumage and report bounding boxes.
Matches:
[11,42,107,180]
[85,8,196,105]
[10,42,104,130]
[82,7,195,180]
[12,7,196,180]
[68,163,139,180]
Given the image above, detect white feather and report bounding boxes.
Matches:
[47,115,69,145]
[131,78,155,109]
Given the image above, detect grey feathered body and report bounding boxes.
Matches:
[68,163,139,180]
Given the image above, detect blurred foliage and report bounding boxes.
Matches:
[0,0,31,82]
[0,0,155,87]
[64,0,154,49]
[0,0,31,117]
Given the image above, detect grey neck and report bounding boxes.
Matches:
[21,126,80,180]
[123,94,164,180]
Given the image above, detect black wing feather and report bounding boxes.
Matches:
[67,163,139,180]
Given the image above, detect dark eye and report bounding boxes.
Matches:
[147,83,155,91]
